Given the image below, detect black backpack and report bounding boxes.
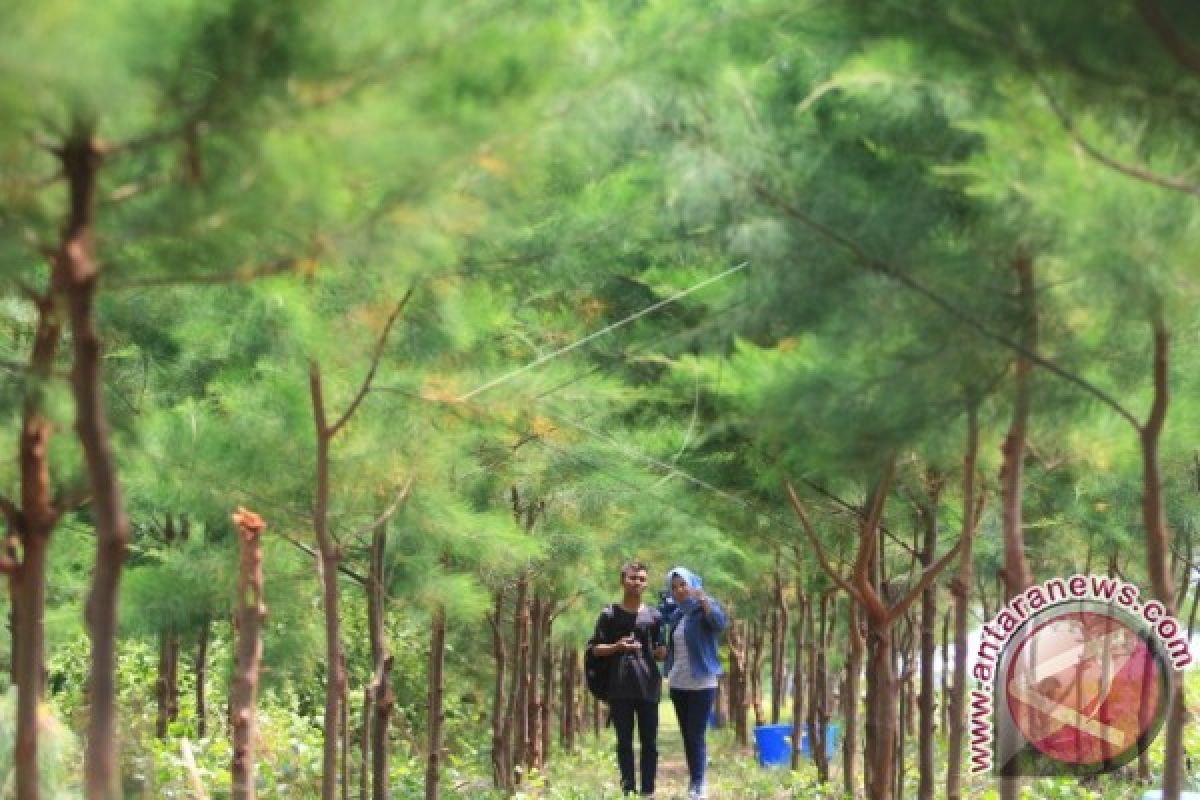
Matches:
[584,605,617,702]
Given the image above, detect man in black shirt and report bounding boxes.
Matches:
[588,560,667,796]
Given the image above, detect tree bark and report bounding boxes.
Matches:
[917,473,942,800]
[1140,318,1185,799]
[808,593,831,783]
[507,573,530,782]
[424,608,446,800]
[526,595,544,771]
[196,618,210,738]
[230,509,267,800]
[539,611,554,770]
[561,645,575,752]
[488,589,509,790]
[54,124,130,800]
[947,405,980,800]
[156,514,181,741]
[771,563,789,725]
[790,593,806,770]
[4,289,64,800]
[749,620,766,728]
[998,255,1037,800]
[371,655,394,800]
[843,601,864,799]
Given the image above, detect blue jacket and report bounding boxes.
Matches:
[664,567,728,680]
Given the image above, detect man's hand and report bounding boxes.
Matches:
[653,645,667,661]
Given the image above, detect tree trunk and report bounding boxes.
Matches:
[917,474,942,800]
[808,593,831,783]
[561,645,575,752]
[790,593,806,770]
[749,620,766,728]
[727,620,749,747]
[156,515,181,741]
[366,517,390,800]
[424,608,446,800]
[864,617,897,800]
[843,601,864,799]
[940,610,950,742]
[196,618,210,738]
[999,252,1036,600]
[526,595,544,771]
[230,509,267,800]
[507,573,530,782]
[771,564,789,725]
[371,655,394,800]
[947,404,980,800]
[5,289,63,800]
[540,613,554,769]
[54,124,130,800]
[488,589,509,790]
[1140,318,1185,799]
[310,368,345,800]
[998,255,1037,800]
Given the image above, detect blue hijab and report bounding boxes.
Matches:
[666,566,703,615]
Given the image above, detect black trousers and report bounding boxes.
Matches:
[609,697,659,795]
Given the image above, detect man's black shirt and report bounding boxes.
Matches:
[591,604,663,701]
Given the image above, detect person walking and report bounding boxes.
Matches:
[664,566,727,800]
[588,560,667,797]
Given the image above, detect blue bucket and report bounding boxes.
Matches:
[753,724,792,767]
[754,723,840,767]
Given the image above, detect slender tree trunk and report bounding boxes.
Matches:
[196,618,210,738]
[10,293,61,800]
[359,687,370,800]
[157,514,181,741]
[808,593,831,783]
[230,510,267,800]
[507,573,530,782]
[772,565,789,725]
[790,593,806,770]
[940,610,950,741]
[366,517,390,800]
[843,601,863,799]
[424,608,447,800]
[341,666,350,800]
[309,380,346,800]
[727,620,749,747]
[13,531,49,800]
[998,255,1037,800]
[53,124,130,800]
[371,655,394,800]
[540,612,554,769]
[526,595,544,771]
[917,474,942,800]
[749,620,766,728]
[946,404,980,800]
[488,590,509,790]
[561,645,576,752]
[1140,318,1185,799]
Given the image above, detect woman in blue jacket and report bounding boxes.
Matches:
[664,566,727,800]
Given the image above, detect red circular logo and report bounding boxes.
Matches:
[1005,610,1164,765]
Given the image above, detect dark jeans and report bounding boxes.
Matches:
[610,697,659,795]
[670,687,716,790]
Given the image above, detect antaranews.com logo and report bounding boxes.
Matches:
[969,575,1192,777]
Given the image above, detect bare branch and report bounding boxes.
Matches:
[784,480,860,603]
[344,475,414,544]
[1034,74,1200,198]
[886,537,965,626]
[328,287,416,439]
[275,528,366,587]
